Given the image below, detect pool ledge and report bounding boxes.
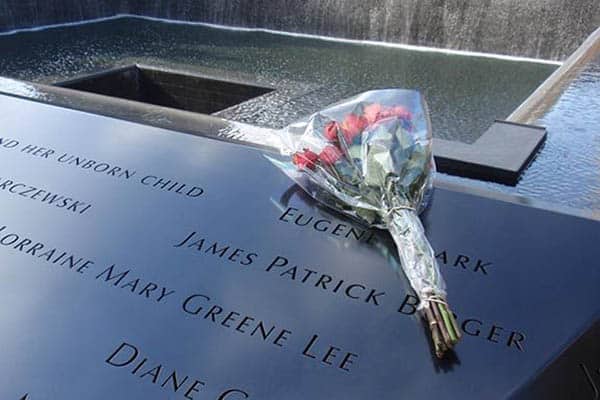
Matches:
[0,76,545,186]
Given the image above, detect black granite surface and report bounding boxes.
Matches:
[1,74,548,186]
[0,94,598,399]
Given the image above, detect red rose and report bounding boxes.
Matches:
[377,106,410,121]
[319,145,343,165]
[323,121,340,142]
[379,108,392,119]
[363,103,383,124]
[341,114,368,143]
[292,149,318,170]
[389,106,412,120]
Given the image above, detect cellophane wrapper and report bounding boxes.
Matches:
[268,89,446,308]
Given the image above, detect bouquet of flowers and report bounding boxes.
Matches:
[269,89,461,358]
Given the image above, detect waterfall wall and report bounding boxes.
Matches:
[1,0,598,60]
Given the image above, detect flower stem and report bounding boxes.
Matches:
[423,299,461,358]
[424,306,446,358]
[386,208,462,358]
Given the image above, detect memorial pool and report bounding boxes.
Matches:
[516,54,600,212]
[0,16,555,145]
[1,16,599,212]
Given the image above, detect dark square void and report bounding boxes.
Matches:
[55,65,273,114]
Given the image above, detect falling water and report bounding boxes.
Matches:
[1,0,598,60]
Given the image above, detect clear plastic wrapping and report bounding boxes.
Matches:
[268,89,460,357]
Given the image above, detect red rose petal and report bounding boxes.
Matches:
[390,106,412,120]
[292,149,318,170]
[342,114,368,135]
[364,103,383,124]
[323,121,339,142]
[319,145,343,165]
